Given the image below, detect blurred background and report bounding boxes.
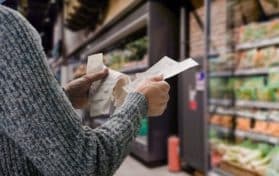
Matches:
[2,0,279,175]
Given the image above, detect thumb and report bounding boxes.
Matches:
[149,74,164,82]
[83,68,108,83]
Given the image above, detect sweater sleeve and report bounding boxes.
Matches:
[0,5,148,176]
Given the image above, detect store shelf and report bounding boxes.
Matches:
[210,71,233,77]
[235,130,279,145]
[234,67,279,76]
[135,136,148,146]
[235,100,279,110]
[210,125,231,135]
[236,37,279,51]
[210,168,233,176]
[65,0,147,58]
[235,111,268,121]
[209,99,232,106]
[234,67,269,76]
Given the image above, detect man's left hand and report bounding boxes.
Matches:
[64,68,108,109]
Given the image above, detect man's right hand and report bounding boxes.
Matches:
[135,75,170,117]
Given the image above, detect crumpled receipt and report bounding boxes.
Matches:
[87,53,198,117]
[87,53,130,117]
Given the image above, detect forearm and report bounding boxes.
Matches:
[90,92,147,175]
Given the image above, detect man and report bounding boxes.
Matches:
[0,5,170,176]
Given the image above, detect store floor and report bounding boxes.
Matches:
[115,156,191,176]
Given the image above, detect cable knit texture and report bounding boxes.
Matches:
[0,5,148,176]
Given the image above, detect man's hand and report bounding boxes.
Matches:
[135,75,170,117]
[64,68,109,109]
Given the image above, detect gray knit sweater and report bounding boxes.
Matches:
[0,5,148,176]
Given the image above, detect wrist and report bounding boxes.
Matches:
[62,87,70,98]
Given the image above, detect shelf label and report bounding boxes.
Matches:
[196,71,205,91]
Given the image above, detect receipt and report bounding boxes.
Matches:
[87,54,198,117]
[124,56,199,92]
[87,53,130,117]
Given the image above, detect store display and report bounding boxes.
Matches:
[238,19,279,44]
[209,78,233,99]
[104,36,148,71]
[209,54,235,72]
[211,139,277,175]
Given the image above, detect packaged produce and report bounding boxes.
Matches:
[238,50,257,69]
[253,49,266,68]
[220,115,233,128]
[268,47,279,67]
[239,23,267,43]
[266,122,279,137]
[257,87,273,101]
[209,78,232,99]
[266,146,279,176]
[104,36,148,70]
[235,77,265,101]
[236,118,251,131]
[236,88,256,100]
[210,114,222,125]
[210,114,233,128]
[269,110,279,122]
[268,72,279,86]
[271,87,279,101]
[267,19,279,38]
[253,120,269,134]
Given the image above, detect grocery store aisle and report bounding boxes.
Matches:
[115,156,191,176]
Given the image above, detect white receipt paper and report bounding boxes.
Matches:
[87,54,198,117]
[124,56,199,92]
[87,53,130,117]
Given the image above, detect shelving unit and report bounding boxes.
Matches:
[235,130,279,145]
[209,71,233,77]
[207,0,279,175]
[210,124,279,145]
[210,125,231,135]
[210,67,279,77]
[235,100,279,110]
[236,37,279,51]
[209,99,233,106]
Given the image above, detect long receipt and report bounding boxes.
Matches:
[124,56,199,92]
[87,54,198,117]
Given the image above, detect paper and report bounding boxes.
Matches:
[87,54,198,117]
[124,56,199,92]
[87,53,130,117]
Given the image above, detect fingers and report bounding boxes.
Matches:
[157,81,170,92]
[149,74,164,82]
[83,68,108,83]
